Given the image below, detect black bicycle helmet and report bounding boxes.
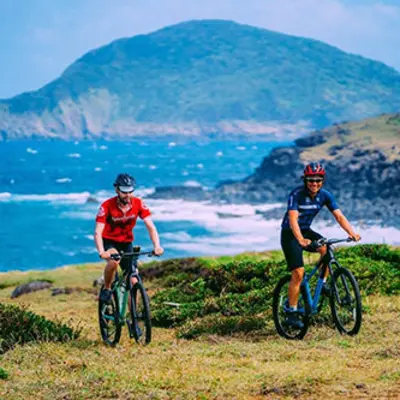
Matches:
[113,173,135,192]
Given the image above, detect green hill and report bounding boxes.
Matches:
[1,19,400,139]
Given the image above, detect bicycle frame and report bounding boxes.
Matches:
[300,240,346,315]
[112,275,130,325]
[109,250,151,325]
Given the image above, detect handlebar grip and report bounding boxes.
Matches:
[110,253,122,261]
[308,241,321,251]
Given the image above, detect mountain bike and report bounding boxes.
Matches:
[273,238,362,340]
[98,246,155,346]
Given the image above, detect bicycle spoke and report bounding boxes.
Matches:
[102,311,115,322]
[98,287,122,346]
[107,327,117,336]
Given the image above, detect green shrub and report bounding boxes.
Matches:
[0,303,81,354]
[151,245,399,338]
[152,301,206,327]
[336,245,400,295]
[177,315,266,339]
[0,367,8,380]
[140,257,206,283]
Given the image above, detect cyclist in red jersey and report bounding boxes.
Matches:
[94,173,164,302]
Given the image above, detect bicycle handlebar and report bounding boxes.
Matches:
[312,237,357,249]
[110,251,157,261]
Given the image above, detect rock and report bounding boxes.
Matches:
[11,281,53,298]
[93,276,104,287]
[355,383,367,390]
[337,127,351,135]
[295,133,327,148]
[328,144,346,156]
[147,185,210,201]
[51,287,97,296]
[148,118,400,227]
[86,196,99,204]
[213,145,400,227]
[255,207,286,220]
[216,212,243,219]
[51,288,74,296]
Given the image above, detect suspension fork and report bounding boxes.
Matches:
[127,262,141,317]
[329,260,350,305]
[129,256,141,287]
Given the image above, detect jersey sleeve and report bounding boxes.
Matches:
[138,199,151,219]
[325,191,340,212]
[95,201,108,223]
[287,190,299,211]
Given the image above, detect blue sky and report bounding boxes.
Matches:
[1,0,399,99]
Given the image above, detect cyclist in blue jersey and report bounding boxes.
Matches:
[281,162,361,328]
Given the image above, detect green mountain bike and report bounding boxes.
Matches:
[273,238,362,340]
[98,246,155,346]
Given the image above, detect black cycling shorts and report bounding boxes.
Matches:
[103,238,133,271]
[280,228,323,271]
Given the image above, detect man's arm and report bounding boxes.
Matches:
[288,210,311,247]
[94,222,112,259]
[143,217,164,255]
[332,210,361,241]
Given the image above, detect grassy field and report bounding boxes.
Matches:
[0,247,399,399]
[300,113,400,162]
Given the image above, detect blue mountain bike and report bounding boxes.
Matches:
[273,238,362,340]
[98,247,155,346]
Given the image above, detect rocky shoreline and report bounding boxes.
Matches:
[148,118,400,228]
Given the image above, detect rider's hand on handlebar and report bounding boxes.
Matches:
[348,233,361,242]
[99,248,120,260]
[299,239,312,248]
[153,246,164,256]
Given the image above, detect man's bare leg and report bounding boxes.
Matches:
[317,245,328,279]
[104,260,119,289]
[288,267,305,308]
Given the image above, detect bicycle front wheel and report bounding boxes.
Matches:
[98,286,122,346]
[330,267,362,336]
[272,275,310,340]
[129,282,152,345]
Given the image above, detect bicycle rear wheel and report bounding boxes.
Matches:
[272,275,310,340]
[98,285,122,346]
[129,282,152,345]
[330,267,362,336]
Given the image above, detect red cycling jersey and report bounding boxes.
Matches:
[96,196,151,243]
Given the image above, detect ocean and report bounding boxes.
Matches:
[1,138,399,272]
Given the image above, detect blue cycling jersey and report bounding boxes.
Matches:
[281,186,339,230]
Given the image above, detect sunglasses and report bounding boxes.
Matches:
[305,178,324,183]
[118,189,134,194]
